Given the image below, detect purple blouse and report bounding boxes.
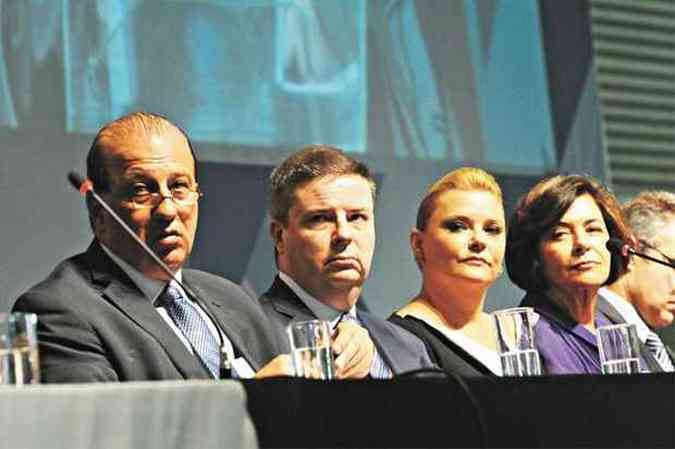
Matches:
[520,293,612,375]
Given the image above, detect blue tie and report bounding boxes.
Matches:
[340,313,393,379]
[160,282,221,378]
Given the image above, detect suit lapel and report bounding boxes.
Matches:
[181,276,258,368]
[596,296,625,324]
[85,242,211,379]
[267,276,316,323]
[666,345,675,365]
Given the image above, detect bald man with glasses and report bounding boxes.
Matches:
[13,112,285,382]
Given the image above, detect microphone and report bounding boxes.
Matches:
[606,238,631,258]
[606,238,675,270]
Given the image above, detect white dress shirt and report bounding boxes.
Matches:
[100,244,240,373]
[278,271,390,377]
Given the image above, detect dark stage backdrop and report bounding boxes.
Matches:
[0,0,607,318]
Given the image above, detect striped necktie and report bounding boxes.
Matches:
[644,330,674,372]
[159,281,221,378]
[340,313,393,379]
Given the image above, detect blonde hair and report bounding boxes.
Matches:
[416,167,503,231]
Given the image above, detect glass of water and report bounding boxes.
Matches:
[492,307,542,376]
[0,312,40,385]
[287,320,335,380]
[597,323,641,374]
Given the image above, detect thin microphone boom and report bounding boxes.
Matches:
[67,172,178,281]
[606,238,675,270]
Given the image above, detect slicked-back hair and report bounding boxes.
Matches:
[268,145,376,224]
[623,190,675,250]
[416,166,503,231]
[86,111,198,192]
[505,174,632,293]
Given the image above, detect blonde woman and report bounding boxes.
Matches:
[389,167,506,376]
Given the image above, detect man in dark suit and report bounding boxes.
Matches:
[260,145,435,378]
[599,191,675,372]
[13,111,283,382]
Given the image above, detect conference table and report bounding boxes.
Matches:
[0,373,672,448]
[243,373,674,448]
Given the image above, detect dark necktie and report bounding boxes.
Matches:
[340,313,393,379]
[159,281,221,378]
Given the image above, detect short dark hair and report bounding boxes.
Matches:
[268,145,376,224]
[505,174,632,293]
[86,111,198,192]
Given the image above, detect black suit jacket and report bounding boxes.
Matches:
[12,242,280,383]
[259,276,436,375]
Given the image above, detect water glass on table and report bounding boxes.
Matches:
[597,323,641,374]
[0,312,40,385]
[492,307,542,376]
[286,319,335,380]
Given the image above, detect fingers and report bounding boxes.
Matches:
[255,354,294,379]
[332,320,359,354]
[334,332,366,374]
[332,321,375,379]
[335,342,370,379]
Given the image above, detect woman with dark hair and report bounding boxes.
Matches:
[389,167,506,376]
[506,175,634,374]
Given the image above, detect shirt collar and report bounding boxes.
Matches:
[100,243,182,304]
[278,271,355,324]
[598,287,651,342]
[525,291,610,348]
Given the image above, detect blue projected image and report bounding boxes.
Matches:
[465,0,556,169]
[61,0,367,150]
[0,0,558,171]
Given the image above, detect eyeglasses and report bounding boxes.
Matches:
[639,240,675,267]
[124,187,203,209]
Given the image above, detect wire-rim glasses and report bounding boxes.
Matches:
[123,187,203,209]
[639,239,675,267]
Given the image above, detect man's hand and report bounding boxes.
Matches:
[332,321,375,379]
[255,354,294,379]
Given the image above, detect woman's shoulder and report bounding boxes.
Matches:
[389,314,495,376]
[388,313,431,337]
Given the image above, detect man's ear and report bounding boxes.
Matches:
[410,228,425,267]
[270,220,285,254]
[86,195,103,235]
[625,254,636,272]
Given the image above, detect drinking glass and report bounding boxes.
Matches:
[287,320,334,380]
[0,312,40,385]
[492,307,542,376]
[597,323,641,374]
